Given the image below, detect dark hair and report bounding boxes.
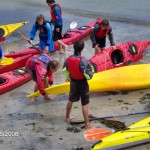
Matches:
[46,0,55,3]
[101,19,109,26]
[74,40,84,54]
[47,60,59,71]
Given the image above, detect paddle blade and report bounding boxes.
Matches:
[70,21,77,29]
[84,128,112,141]
[0,58,14,66]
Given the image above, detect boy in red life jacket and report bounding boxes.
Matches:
[63,40,95,129]
[90,19,116,54]
[46,0,68,54]
[26,54,59,103]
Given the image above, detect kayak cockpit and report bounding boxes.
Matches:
[111,49,124,65]
[0,78,6,85]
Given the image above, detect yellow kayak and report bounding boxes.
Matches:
[0,21,28,37]
[27,64,150,98]
[91,117,150,150]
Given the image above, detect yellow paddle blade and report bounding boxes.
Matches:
[0,21,28,37]
[0,58,14,66]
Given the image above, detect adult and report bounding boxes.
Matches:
[90,19,115,54]
[63,40,95,129]
[26,54,59,103]
[30,14,54,55]
[46,0,68,54]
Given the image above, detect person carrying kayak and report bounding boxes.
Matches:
[63,40,95,129]
[46,0,68,54]
[90,18,116,54]
[26,54,59,103]
[29,14,54,55]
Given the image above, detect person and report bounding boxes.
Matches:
[26,54,59,103]
[46,0,68,54]
[63,40,95,129]
[90,18,116,54]
[29,14,54,55]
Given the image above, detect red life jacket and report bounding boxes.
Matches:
[95,19,110,38]
[51,4,62,22]
[66,56,85,80]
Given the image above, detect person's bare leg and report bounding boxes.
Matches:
[82,104,95,129]
[66,100,73,122]
[31,84,38,103]
[56,40,68,54]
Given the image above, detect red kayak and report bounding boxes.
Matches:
[0,54,31,74]
[0,68,31,95]
[4,20,97,58]
[89,40,150,72]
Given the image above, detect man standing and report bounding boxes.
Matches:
[90,19,115,54]
[30,14,54,54]
[63,40,95,129]
[46,0,68,54]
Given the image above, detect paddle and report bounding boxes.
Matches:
[84,125,150,141]
[18,21,77,45]
[0,57,14,66]
[0,37,5,42]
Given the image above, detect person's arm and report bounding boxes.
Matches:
[62,60,71,81]
[54,6,62,24]
[80,58,95,80]
[47,70,54,85]
[107,27,115,46]
[45,23,54,51]
[29,23,37,42]
[90,23,100,48]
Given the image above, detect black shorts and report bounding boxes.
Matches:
[69,80,89,106]
[96,36,106,48]
[53,25,62,41]
[28,70,37,82]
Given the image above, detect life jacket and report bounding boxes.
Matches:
[66,55,85,80]
[26,54,51,70]
[95,19,110,39]
[51,4,62,22]
[35,20,50,34]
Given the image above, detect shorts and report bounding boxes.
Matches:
[95,36,106,48]
[53,25,62,41]
[40,40,54,53]
[69,80,89,106]
[28,70,37,82]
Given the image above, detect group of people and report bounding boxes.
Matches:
[26,0,117,129]
[29,0,68,55]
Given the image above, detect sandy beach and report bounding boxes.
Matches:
[0,0,150,149]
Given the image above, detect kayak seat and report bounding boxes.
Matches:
[13,68,28,76]
[111,49,124,65]
[0,77,6,85]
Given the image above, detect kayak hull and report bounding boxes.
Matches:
[27,64,150,98]
[0,54,31,74]
[4,20,97,58]
[0,68,31,95]
[91,117,150,150]
[89,40,150,72]
[0,21,28,37]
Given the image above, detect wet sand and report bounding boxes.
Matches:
[0,3,150,149]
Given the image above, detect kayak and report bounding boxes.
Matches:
[27,64,150,98]
[89,40,150,72]
[4,19,97,58]
[91,117,150,150]
[0,54,31,74]
[0,21,28,38]
[0,68,31,95]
